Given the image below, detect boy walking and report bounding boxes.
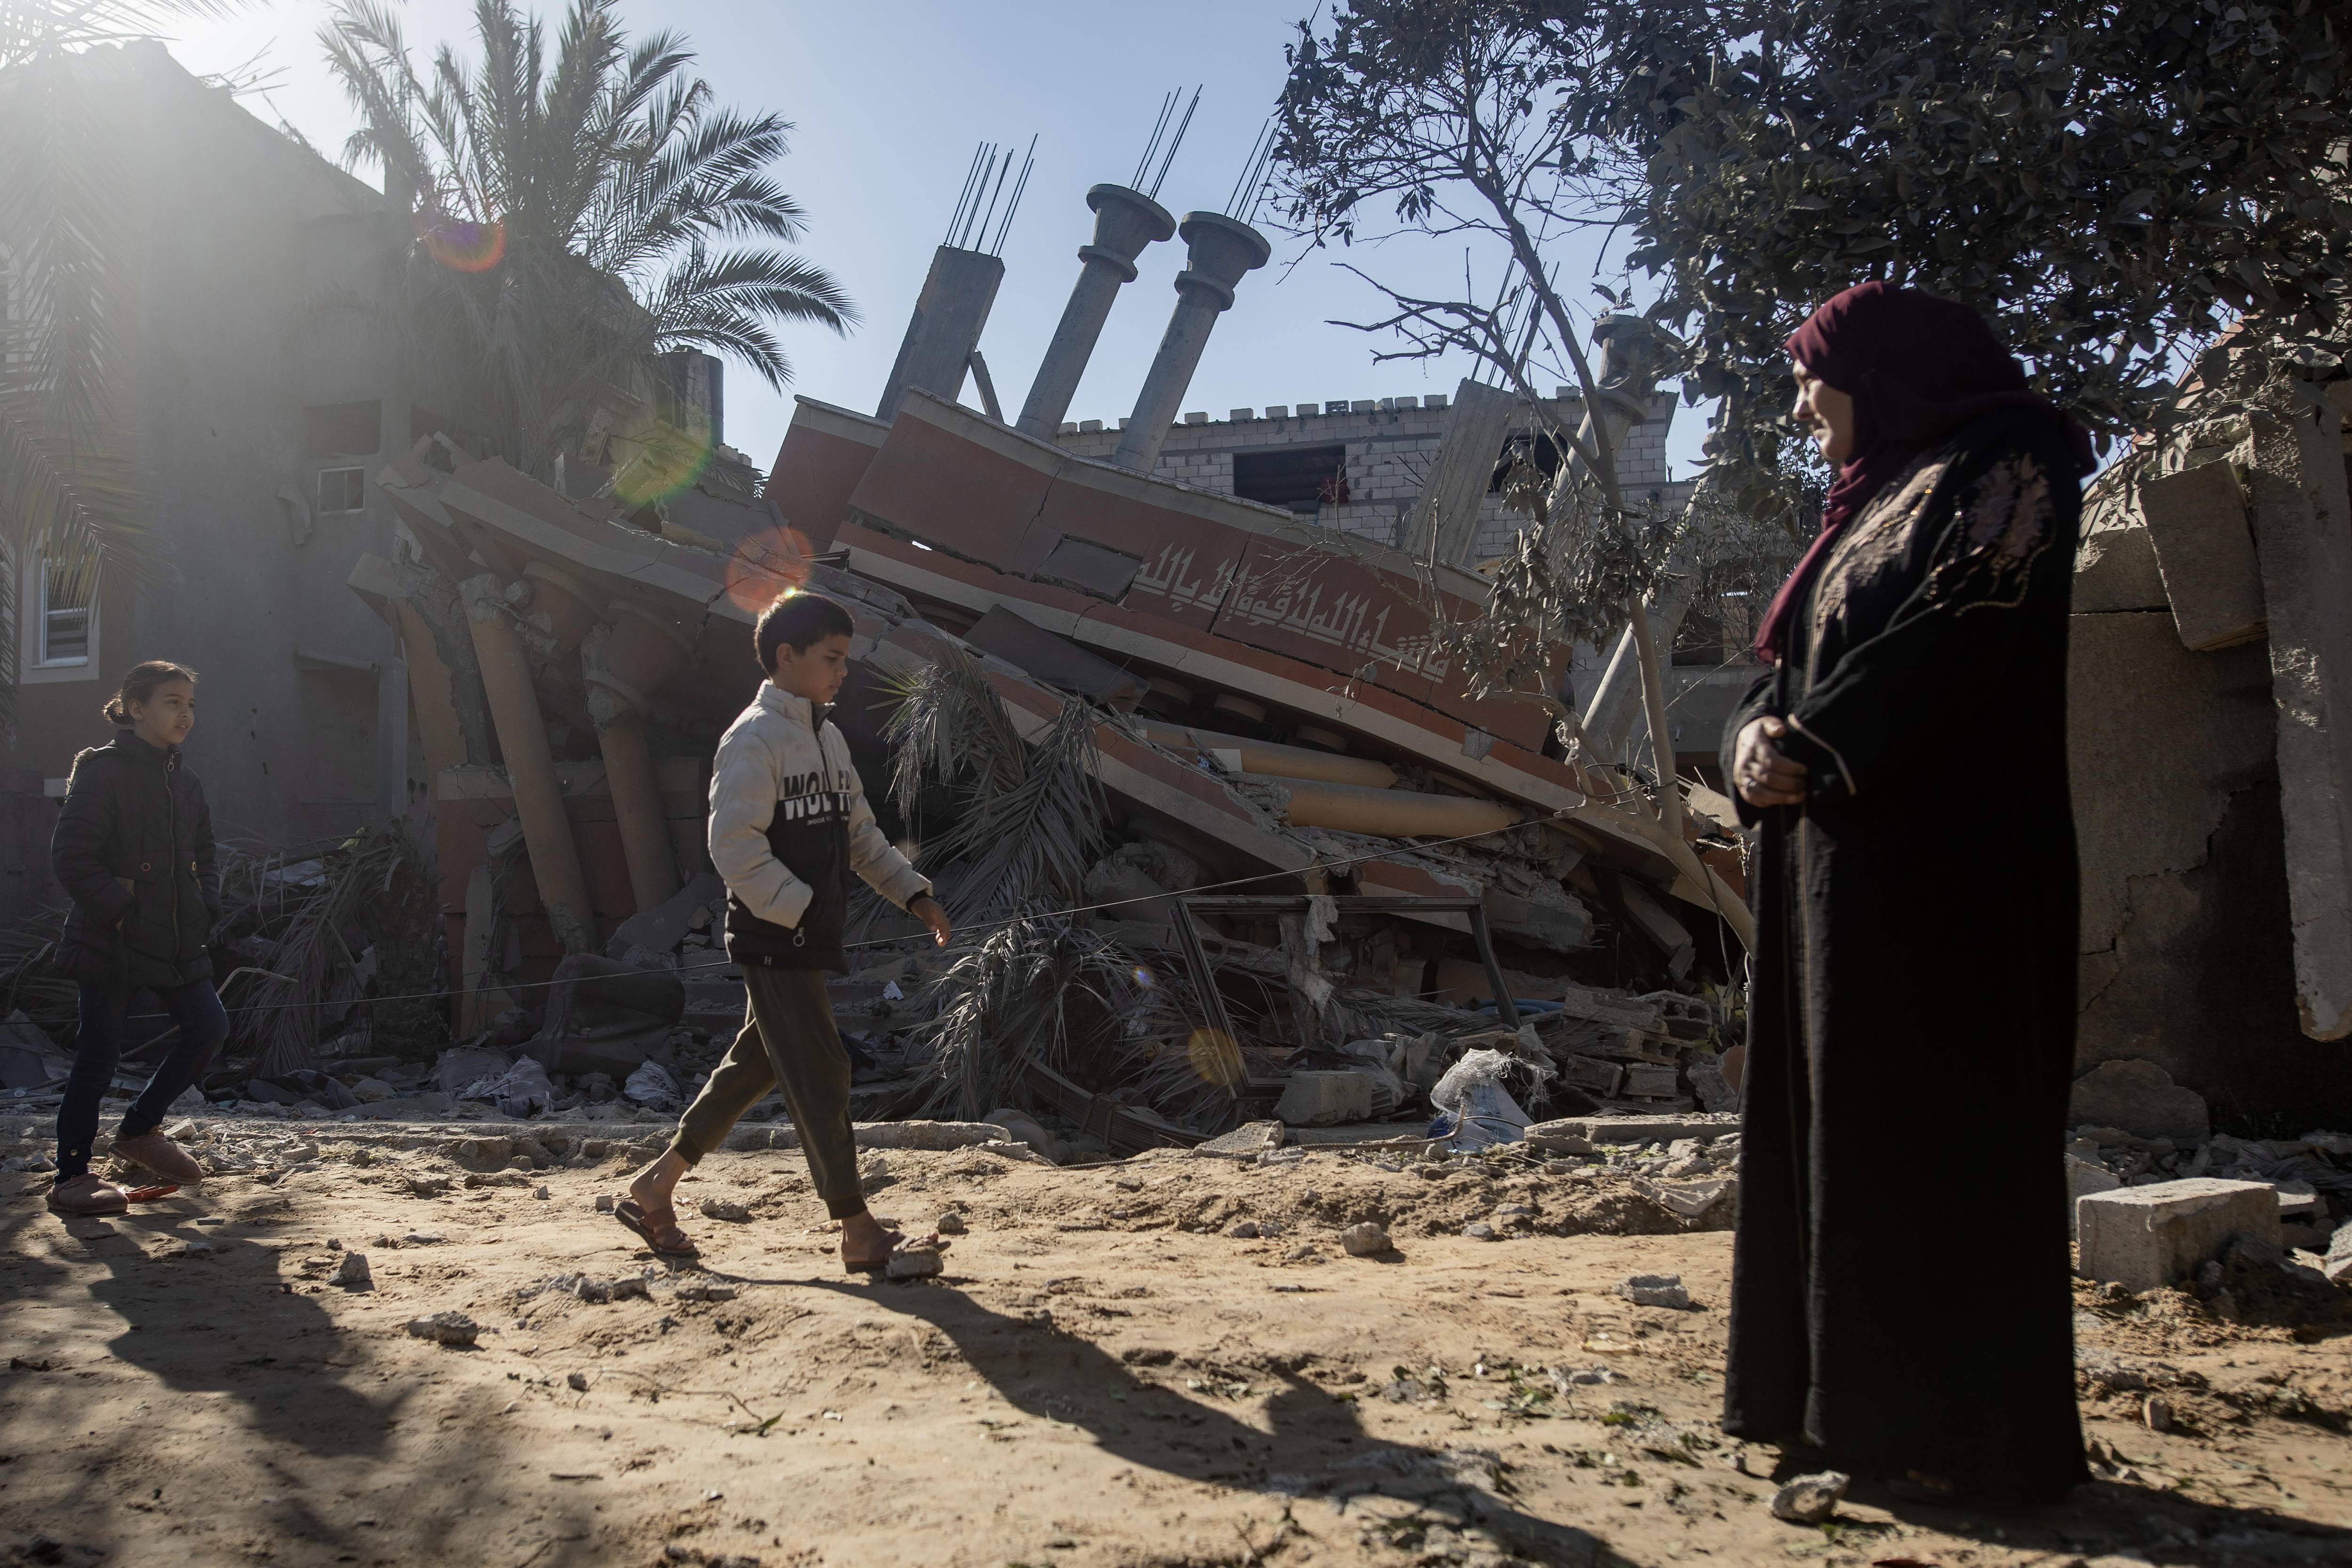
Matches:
[618,593,950,1270]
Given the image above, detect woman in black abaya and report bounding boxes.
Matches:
[1720,282,2098,1505]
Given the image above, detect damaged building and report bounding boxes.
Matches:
[326,180,1750,1151]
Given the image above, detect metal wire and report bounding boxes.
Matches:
[101,780,1664,1026]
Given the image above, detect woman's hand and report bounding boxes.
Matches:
[909,895,952,947]
[1733,716,1811,807]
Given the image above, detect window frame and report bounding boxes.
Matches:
[318,465,367,515]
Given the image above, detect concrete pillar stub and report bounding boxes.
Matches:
[1112,212,1272,472]
[875,245,1007,424]
[1016,185,1176,439]
[457,573,597,955]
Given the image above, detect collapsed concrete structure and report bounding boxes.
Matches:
[342,181,1748,1143]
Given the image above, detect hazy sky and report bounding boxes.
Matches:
[162,0,1704,476]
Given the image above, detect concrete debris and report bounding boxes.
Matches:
[674,1283,737,1302]
[2067,1060,2211,1145]
[1615,1273,1691,1309]
[405,1312,479,1347]
[937,1211,968,1235]
[623,1062,682,1111]
[886,1244,944,1281]
[1339,1221,1390,1256]
[332,1251,372,1289]
[1194,1122,1286,1159]
[1462,1221,1499,1241]
[2075,1178,2282,1293]
[1768,1471,1849,1524]
[697,1199,752,1223]
[1274,1071,1375,1128]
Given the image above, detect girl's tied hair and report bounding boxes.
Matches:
[103,661,199,727]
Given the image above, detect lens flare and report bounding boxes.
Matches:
[1184,1027,1245,1090]
[724,525,815,614]
[418,213,506,273]
[611,416,718,510]
[1131,965,1156,990]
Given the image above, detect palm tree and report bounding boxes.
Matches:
[319,0,856,480]
[0,3,230,727]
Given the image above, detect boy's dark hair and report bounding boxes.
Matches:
[102,660,198,725]
[754,592,854,673]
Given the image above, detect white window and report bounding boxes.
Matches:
[37,564,90,667]
[318,466,366,514]
[13,549,98,682]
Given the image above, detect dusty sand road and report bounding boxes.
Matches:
[3,1122,2349,1568]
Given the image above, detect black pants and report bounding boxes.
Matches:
[669,966,865,1219]
[55,980,228,1182]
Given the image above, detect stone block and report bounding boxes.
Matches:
[2066,1153,2122,1239]
[1275,1070,1376,1128]
[2072,519,2169,613]
[2143,460,2264,650]
[2075,1178,2281,1292]
[2067,1059,2210,1143]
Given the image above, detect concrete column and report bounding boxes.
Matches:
[1405,378,1519,566]
[396,599,473,789]
[458,573,596,955]
[588,693,681,915]
[1015,184,1176,439]
[875,246,1007,423]
[1111,212,1271,472]
[582,604,699,917]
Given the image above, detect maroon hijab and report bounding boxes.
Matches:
[1752,282,2094,663]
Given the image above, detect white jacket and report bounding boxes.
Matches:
[707,682,928,965]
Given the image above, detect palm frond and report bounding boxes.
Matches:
[883,650,1109,923]
[318,0,851,475]
[0,47,161,732]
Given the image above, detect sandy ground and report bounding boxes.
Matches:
[3,1121,2349,1568]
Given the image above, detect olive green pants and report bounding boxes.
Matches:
[669,966,864,1219]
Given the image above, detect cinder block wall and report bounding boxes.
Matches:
[1051,393,1690,561]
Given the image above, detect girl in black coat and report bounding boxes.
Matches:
[46,661,224,1216]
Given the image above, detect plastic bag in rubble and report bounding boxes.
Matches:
[460,1056,554,1118]
[1426,1047,1534,1151]
[622,1060,681,1111]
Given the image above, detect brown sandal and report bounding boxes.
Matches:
[843,1229,907,1274]
[613,1197,699,1259]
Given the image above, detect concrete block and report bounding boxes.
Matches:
[2066,1153,2122,1238]
[2073,518,2169,613]
[2067,1059,2210,1143]
[1184,411,1208,424]
[1274,1070,1376,1127]
[2075,1178,2281,1292]
[1264,405,1288,418]
[2143,460,2264,650]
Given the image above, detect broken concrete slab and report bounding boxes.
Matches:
[605,869,726,960]
[1193,1120,1287,1158]
[1525,1113,1739,1153]
[2067,1059,2211,1145]
[2075,1178,2281,1293]
[963,604,1145,710]
[2142,459,2265,651]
